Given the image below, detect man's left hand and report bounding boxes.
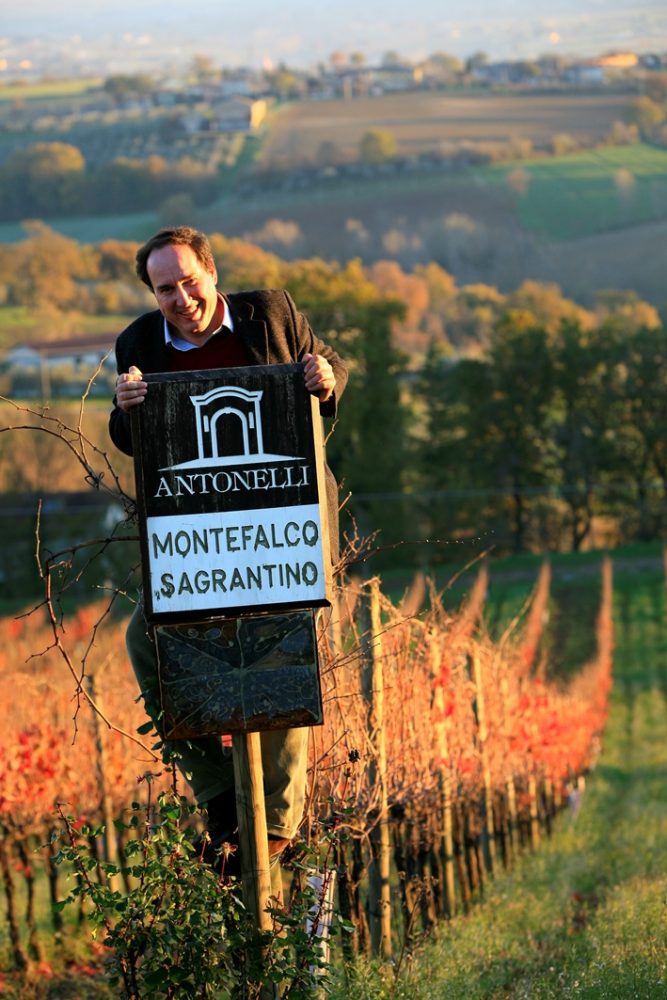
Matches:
[302,353,335,403]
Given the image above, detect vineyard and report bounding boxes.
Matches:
[0,547,615,996]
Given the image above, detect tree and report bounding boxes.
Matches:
[550,133,578,156]
[317,140,339,166]
[645,72,667,104]
[208,233,284,290]
[359,128,397,165]
[423,213,492,280]
[381,51,405,68]
[280,257,410,551]
[159,193,196,228]
[102,73,154,105]
[426,52,463,77]
[1,142,86,219]
[96,239,140,281]
[504,281,592,335]
[617,325,667,538]
[420,323,558,552]
[630,95,665,135]
[551,320,624,550]
[243,219,304,257]
[190,55,218,84]
[3,222,95,311]
[485,323,558,550]
[269,66,305,99]
[465,51,489,74]
[516,61,540,80]
[594,290,661,333]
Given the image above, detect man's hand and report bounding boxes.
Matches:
[116,366,147,412]
[302,353,335,403]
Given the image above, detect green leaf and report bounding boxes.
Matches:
[144,968,167,987]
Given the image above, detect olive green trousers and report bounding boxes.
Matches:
[125,601,308,839]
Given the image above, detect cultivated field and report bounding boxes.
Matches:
[525,215,667,306]
[484,142,667,239]
[205,170,518,257]
[1,89,665,305]
[0,79,102,102]
[260,91,634,166]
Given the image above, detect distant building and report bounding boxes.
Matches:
[316,64,424,100]
[639,53,665,70]
[209,97,267,132]
[372,64,424,93]
[5,334,116,371]
[471,61,542,86]
[596,52,639,70]
[562,63,605,85]
[220,70,263,98]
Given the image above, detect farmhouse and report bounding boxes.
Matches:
[210,97,267,132]
[3,333,117,397]
[5,333,115,371]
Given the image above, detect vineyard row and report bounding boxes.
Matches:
[0,558,613,970]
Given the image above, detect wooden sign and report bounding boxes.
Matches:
[131,364,332,624]
[154,609,322,737]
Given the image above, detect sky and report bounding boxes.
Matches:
[6,0,667,70]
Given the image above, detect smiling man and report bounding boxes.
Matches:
[149,241,223,342]
[109,225,347,875]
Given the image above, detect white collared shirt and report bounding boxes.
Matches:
[163,294,234,352]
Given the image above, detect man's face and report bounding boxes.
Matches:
[147,243,222,343]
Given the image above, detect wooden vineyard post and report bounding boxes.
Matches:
[364,578,393,960]
[232,733,273,936]
[499,673,518,865]
[528,764,541,850]
[471,648,496,874]
[86,672,118,868]
[429,630,457,918]
[505,774,518,862]
[543,775,554,835]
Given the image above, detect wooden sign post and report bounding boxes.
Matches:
[130,363,332,952]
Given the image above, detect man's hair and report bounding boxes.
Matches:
[135,226,216,288]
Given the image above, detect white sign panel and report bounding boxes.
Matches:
[148,504,326,613]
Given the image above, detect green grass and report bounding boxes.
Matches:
[483,575,536,640]
[328,559,667,999]
[0,308,134,353]
[431,541,662,638]
[482,142,667,240]
[0,79,103,102]
[0,306,35,332]
[0,211,158,246]
[0,306,135,349]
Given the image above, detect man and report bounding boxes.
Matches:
[109,226,347,871]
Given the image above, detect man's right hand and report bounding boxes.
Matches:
[116,366,147,412]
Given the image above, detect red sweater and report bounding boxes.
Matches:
[166,328,252,372]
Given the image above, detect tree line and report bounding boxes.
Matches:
[2,226,666,562]
[417,319,667,556]
[0,142,220,222]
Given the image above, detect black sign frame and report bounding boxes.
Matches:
[131,364,333,624]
